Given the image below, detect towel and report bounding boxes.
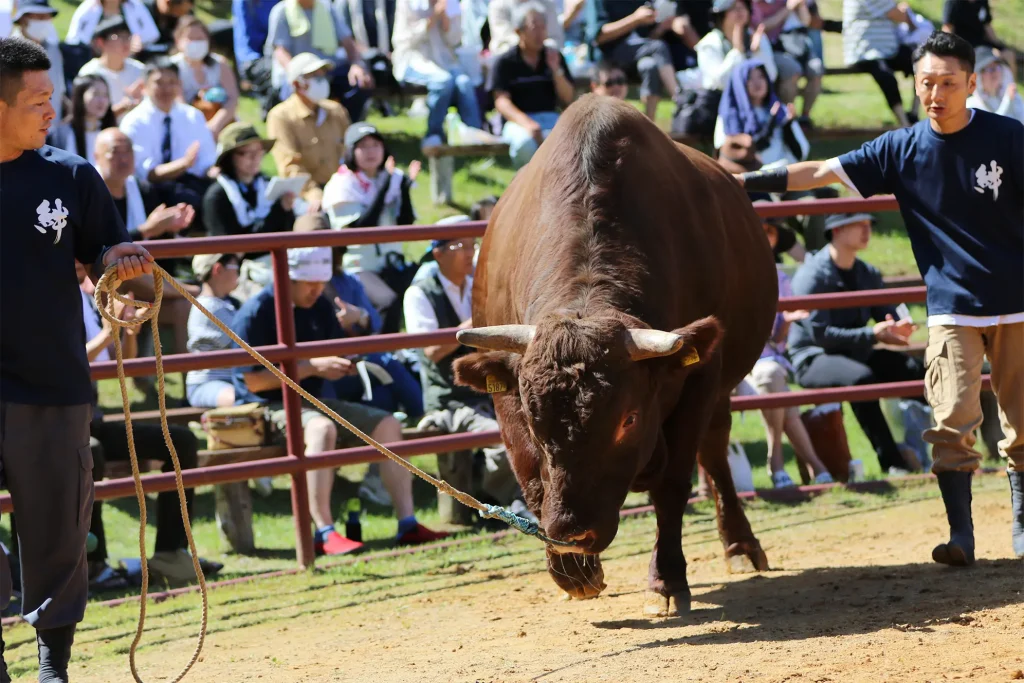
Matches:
[719,58,786,137]
[215,174,274,228]
[284,0,338,55]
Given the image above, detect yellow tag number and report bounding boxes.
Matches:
[682,348,700,367]
[486,375,508,393]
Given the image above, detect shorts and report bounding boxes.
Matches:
[268,397,391,449]
[186,379,234,408]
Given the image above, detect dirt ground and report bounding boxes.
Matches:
[37,484,1024,682]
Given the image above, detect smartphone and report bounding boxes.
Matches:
[895,303,912,321]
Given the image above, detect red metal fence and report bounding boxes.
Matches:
[5,195,964,570]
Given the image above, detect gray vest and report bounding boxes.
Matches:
[416,275,481,413]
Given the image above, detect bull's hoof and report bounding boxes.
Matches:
[724,542,770,574]
[547,551,606,599]
[643,590,691,617]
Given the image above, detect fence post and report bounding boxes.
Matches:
[271,248,316,569]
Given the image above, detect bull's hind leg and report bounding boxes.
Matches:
[699,398,769,574]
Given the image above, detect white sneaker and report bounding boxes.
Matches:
[251,477,274,497]
[358,473,393,507]
[887,466,911,477]
[421,134,443,152]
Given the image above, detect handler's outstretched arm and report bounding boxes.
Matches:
[733,161,841,193]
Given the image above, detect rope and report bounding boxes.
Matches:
[94,262,573,677]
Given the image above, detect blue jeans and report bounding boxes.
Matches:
[322,352,424,419]
[402,63,482,139]
[502,111,560,169]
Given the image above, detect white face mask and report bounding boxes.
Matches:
[302,76,330,102]
[183,39,209,61]
[24,19,57,44]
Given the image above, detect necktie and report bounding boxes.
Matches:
[161,114,172,164]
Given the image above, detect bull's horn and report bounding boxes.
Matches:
[456,325,536,354]
[624,329,686,361]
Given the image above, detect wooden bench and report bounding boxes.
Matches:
[422,142,510,205]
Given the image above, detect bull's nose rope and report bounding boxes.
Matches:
[95,263,571,678]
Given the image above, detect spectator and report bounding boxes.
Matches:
[943,0,1016,76]
[589,0,677,120]
[231,247,449,554]
[119,59,217,216]
[489,0,562,56]
[412,213,472,284]
[75,261,223,586]
[65,0,160,49]
[751,0,821,117]
[232,0,280,113]
[322,122,419,326]
[267,52,352,213]
[404,236,526,523]
[392,0,483,150]
[696,0,779,95]
[842,0,915,127]
[967,47,1024,123]
[142,0,194,57]
[339,0,397,56]
[265,0,374,122]
[170,16,240,138]
[11,0,63,123]
[55,74,117,166]
[589,60,628,98]
[470,195,498,221]
[79,16,147,122]
[185,253,242,407]
[203,121,296,258]
[788,213,925,476]
[489,2,574,168]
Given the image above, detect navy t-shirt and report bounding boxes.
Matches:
[836,110,1023,319]
[231,284,343,405]
[0,147,130,406]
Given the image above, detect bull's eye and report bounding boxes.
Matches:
[615,412,639,443]
[623,413,637,428]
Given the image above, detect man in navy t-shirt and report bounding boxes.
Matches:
[0,37,153,681]
[736,31,1023,568]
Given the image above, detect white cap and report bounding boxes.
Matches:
[287,247,332,282]
[286,53,333,85]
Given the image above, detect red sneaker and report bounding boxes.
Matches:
[316,531,363,556]
[396,523,450,546]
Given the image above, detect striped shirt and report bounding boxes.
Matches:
[185,295,240,388]
[842,0,900,65]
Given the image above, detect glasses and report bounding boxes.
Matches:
[601,77,627,87]
[442,241,476,252]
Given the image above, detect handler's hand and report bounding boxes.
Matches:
[103,242,155,281]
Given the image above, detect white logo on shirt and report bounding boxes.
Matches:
[34,198,69,244]
[974,161,1003,200]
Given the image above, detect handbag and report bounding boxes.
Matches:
[671,88,722,139]
[201,403,272,451]
[798,403,852,483]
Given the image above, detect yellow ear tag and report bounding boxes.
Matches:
[486,375,508,394]
[681,348,700,367]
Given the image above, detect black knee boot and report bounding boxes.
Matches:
[932,471,975,566]
[37,625,75,683]
[1010,471,1024,558]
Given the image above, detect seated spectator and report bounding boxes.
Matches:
[170,16,239,138]
[79,16,147,122]
[788,213,926,476]
[232,0,280,113]
[967,47,1024,123]
[943,0,1017,76]
[231,247,449,554]
[490,0,562,56]
[750,0,821,117]
[65,0,159,50]
[55,74,117,166]
[76,261,222,586]
[489,2,574,168]
[322,122,419,328]
[412,213,472,285]
[589,0,677,120]
[735,216,832,488]
[267,52,352,213]
[142,0,194,58]
[589,60,628,98]
[119,59,217,217]
[12,0,64,122]
[185,253,241,408]
[265,0,374,122]
[202,122,296,258]
[471,195,498,222]
[696,0,780,97]
[392,0,483,150]
[339,0,397,58]
[404,236,527,522]
[842,0,915,127]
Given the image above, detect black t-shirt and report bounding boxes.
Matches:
[943,0,993,47]
[0,146,130,405]
[488,46,572,115]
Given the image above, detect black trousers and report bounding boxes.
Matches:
[855,45,914,110]
[795,349,925,471]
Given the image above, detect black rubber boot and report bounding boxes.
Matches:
[37,625,75,683]
[1010,471,1024,558]
[932,471,975,567]
[1,626,11,683]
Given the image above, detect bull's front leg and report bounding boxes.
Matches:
[645,463,692,616]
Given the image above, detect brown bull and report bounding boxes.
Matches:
[453,95,778,616]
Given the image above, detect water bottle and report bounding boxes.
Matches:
[445,107,463,145]
[344,498,362,542]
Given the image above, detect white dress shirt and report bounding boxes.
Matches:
[119,97,217,180]
[404,272,473,333]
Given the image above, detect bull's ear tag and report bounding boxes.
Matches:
[681,347,700,367]
[486,375,508,393]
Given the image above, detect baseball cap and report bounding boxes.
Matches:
[344,122,383,150]
[94,15,129,40]
[192,253,227,282]
[14,0,57,21]
[286,53,333,85]
[824,213,875,233]
[974,46,1007,74]
[287,247,333,282]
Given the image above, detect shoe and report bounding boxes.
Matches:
[887,466,911,477]
[252,477,274,498]
[813,472,834,485]
[1009,471,1024,558]
[358,473,393,507]
[316,530,363,556]
[37,625,75,683]
[88,563,130,592]
[509,499,539,525]
[396,523,449,546]
[932,471,975,567]
[771,470,796,489]
[148,549,206,584]
[421,134,443,151]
